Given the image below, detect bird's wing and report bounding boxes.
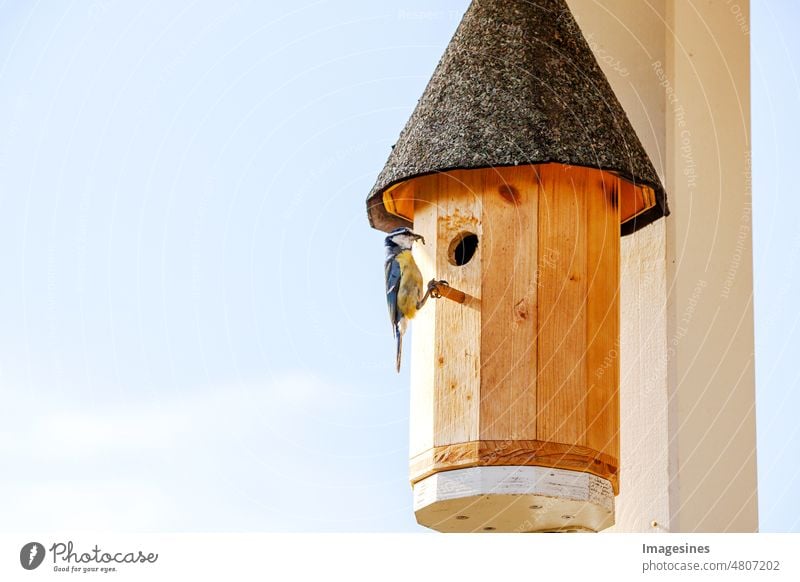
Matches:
[385,257,402,334]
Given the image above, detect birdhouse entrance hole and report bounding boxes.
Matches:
[448,232,478,266]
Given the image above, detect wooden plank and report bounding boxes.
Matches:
[432,171,481,446]
[408,176,439,459]
[408,439,619,493]
[413,466,615,533]
[585,173,621,460]
[383,180,415,223]
[536,164,588,446]
[384,168,654,228]
[479,167,539,440]
[618,179,656,224]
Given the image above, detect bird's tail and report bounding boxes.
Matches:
[394,318,407,373]
[395,331,403,373]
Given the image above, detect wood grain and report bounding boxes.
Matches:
[585,173,621,459]
[408,177,439,459]
[432,172,481,446]
[536,164,588,446]
[479,167,539,440]
[409,439,619,493]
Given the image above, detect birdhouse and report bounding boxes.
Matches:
[367,0,668,532]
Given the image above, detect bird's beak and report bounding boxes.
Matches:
[415,233,426,245]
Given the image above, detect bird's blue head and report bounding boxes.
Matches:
[385,227,425,251]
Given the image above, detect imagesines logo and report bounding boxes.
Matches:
[20,542,46,570]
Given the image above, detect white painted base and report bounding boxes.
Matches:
[413,466,615,533]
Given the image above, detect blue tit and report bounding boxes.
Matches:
[385,227,426,372]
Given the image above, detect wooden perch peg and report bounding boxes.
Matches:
[428,280,466,304]
[416,279,467,311]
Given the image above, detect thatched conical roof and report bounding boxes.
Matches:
[366,0,668,235]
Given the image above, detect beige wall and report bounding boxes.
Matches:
[568,0,757,532]
[665,0,756,533]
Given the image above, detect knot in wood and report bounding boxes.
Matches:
[514,298,529,321]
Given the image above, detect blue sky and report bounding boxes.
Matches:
[751,0,800,533]
[0,0,796,533]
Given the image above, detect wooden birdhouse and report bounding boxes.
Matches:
[367,0,668,532]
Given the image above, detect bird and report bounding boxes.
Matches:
[384,226,426,372]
